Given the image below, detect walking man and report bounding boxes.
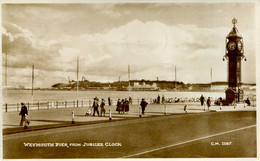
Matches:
[92,98,99,116]
[19,103,30,128]
[140,98,148,115]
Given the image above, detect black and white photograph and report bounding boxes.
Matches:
[1,0,259,159]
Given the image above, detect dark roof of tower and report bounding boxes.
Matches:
[227,26,242,38]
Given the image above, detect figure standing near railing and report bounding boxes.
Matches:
[162,95,165,104]
[207,97,211,110]
[124,98,129,113]
[92,97,99,116]
[116,99,121,114]
[129,97,132,105]
[19,102,30,128]
[157,95,160,104]
[121,99,125,114]
[100,99,106,116]
[200,94,205,106]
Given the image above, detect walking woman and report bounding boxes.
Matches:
[207,97,211,110]
[100,99,106,116]
[121,99,126,113]
[124,98,129,113]
[116,99,121,114]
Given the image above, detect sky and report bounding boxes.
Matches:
[1,2,257,88]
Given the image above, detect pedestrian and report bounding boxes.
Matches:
[129,97,132,105]
[100,99,106,116]
[207,97,211,110]
[116,99,121,114]
[200,94,205,106]
[162,95,165,104]
[157,95,160,104]
[184,105,187,113]
[121,99,125,114]
[140,98,148,115]
[245,98,251,106]
[124,98,129,113]
[108,97,111,106]
[92,98,99,116]
[19,102,30,128]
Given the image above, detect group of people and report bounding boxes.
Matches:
[199,94,212,109]
[153,95,165,104]
[86,97,135,116]
[116,98,130,114]
[86,97,106,117]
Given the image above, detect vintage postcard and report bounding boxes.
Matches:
[1,0,259,160]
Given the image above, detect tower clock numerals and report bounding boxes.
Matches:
[228,41,236,51]
[237,41,243,51]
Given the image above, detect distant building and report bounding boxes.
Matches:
[131,82,159,91]
[211,82,228,91]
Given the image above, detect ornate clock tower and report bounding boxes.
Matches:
[223,18,246,105]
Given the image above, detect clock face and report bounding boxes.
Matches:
[237,41,243,51]
[228,41,236,51]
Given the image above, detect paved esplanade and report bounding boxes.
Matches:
[3,103,255,133]
[2,103,256,158]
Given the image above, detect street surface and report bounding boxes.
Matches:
[3,108,256,159]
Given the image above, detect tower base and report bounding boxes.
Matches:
[222,88,244,106]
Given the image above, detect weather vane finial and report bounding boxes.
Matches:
[232,18,237,27]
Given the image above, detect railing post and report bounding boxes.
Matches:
[164,105,167,115]
[139,106,142,117]
[56,101,58,108]
[72,111,75,124]
[65,101,67,108]
[47,102,49,109]
[5,103,7,112]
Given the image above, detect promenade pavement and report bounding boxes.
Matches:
[2,102,256,134]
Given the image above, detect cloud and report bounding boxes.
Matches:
[2,18,256,87]
[2,23,63,72]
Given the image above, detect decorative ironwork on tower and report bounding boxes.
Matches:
[223,18,246,105]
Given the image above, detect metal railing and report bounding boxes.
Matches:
[2,96,255,112]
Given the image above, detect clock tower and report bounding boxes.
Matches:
[223,18,246,105]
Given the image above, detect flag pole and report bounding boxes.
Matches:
[210,67,212,91]
[77,57,79,106]
[32,65,34,105]
[5,53,7,87]
[175,65,177,89]
[128,64,130,92]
